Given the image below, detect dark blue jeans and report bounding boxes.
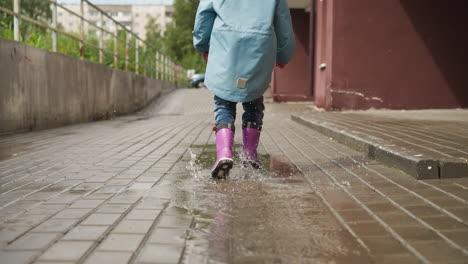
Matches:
[214,96,265,129]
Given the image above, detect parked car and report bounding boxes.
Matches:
[189,73,205,88]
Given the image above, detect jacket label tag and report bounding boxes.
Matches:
[237,78,247,89]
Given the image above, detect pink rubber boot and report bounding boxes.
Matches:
[211,128,234,178]
[242,128,261,169]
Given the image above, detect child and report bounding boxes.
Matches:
[193,0,295,178]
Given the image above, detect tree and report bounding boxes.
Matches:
[0,0,52,41]
[164,0,205,73]
[145,16,164,54]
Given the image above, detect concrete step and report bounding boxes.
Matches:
[291,111,468,180]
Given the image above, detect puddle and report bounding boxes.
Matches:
[166,148,372,263]
[0,142,33,161]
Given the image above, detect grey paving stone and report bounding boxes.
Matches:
[84,251,133,264]
[0,225,30,243]
[393,226,440,242]
[98,234,144,252]
[421,216,467,231]
[62,225,108,241]
[126,209,162,221]
[97,204,131,214]
[32,219,77,233]
[6,233,60,250]
[136,244,184,264]
[410,241,467,263]
[53,208,93,219]
[69,199,105,209]
[157,214,192,228]
[38,241,93,262]
[148,228,187,245]
[113,220,153,234]
[349,222,390,237]
[0,250,39,264]
[81,214,121,226]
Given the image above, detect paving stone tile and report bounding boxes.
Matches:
[27,204,67,215]
[62,226,108,241]
[361,236,409,255]
[349,222,390,237]
[128,183,154,190]
[392,226,440,242]
[0,250,39,264]
[32,219,77,233]
[372,253,421,264]
[157,214,192,228]
[53,208,93,219]
[365,203,399,213]
[338,210,374,223]
[410,241,467,263]
[148,228,187,245]
[107,179,133,186]
[6,233,60,250]
[83,193,114,200]
[136,199,168,210]
[403,205,445,217]
[136,244,184,264]
[5,213,50,227]
[69,199,105,209]
[84,251,133,264]
[441,230,468,248]
[421,216,467,231]
[376,212,419,227]
[126,209,162,220]
[81,214,121,226]
[97,204,131,214]
[39,241,93,262]
[98,234,144,252]
[0,226,30,243]
[113,220,153,234]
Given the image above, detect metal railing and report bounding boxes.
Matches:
[0,0,187,84]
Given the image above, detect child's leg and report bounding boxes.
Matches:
[241,97,265,129]
[214,96,237,128]
[241,97,264,168]
[212,96,237,178]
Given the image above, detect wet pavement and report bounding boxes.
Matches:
[0,89,467,264]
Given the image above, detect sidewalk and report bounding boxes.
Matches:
[0,89,467,263]
[292,110,468,179]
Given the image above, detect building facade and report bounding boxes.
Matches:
[57,0,174,39]
[275,0,468,110]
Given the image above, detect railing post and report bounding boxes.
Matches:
[114,22,118,68]
[135,39,139,74]
[161,55,165,80]
[165,56,169,81]
[99,12,103,64]
[125,32,129,71]
[155,51,159,79]
[52,1,57,52]
[13,0,19,41]
[79,0,84,60]
[154,53,158,79]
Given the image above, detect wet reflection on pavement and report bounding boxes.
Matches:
[167,145,372,263]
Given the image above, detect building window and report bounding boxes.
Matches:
[122,12,130,17]
[89,11,99,16]
[135,13,139,17]
[109,12,118,17]
[165,11,172,17]
[58,12,63,17]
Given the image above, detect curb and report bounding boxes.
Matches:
[291,115,468,179]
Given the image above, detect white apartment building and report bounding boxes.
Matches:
[57,0,174,40]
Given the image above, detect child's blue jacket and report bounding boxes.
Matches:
[193,0,296,102]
